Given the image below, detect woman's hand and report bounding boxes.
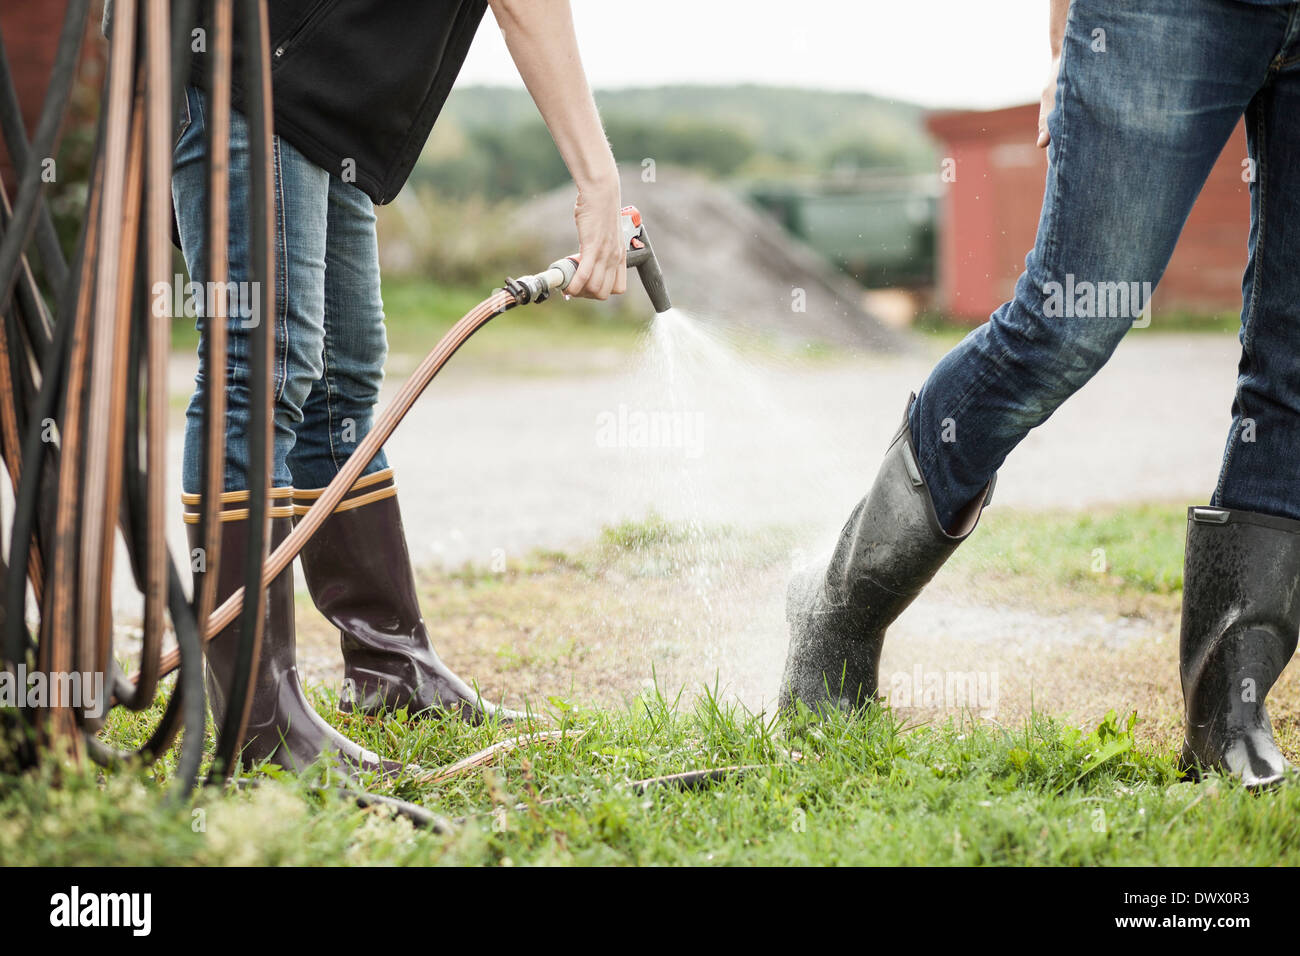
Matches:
[491,0,627,299]
[1037,54,1061,149]
[1038,0,1070,148]
[567,174,626,300]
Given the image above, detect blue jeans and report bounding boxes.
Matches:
[911,0,1300,528]
[172,84,389,494]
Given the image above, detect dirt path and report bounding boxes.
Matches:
[363,331,1240,567]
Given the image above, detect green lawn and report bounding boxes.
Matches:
[170,277,648,370]
[949,501,1186,614]
[914,311,1242,353]
[169,280,1242,370]
[5,502,1297,867]
[4,692,1297,866]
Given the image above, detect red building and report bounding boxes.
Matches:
[0,1,101,192]
[926,103,1251,323]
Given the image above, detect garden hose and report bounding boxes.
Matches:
[0,0,241,796]
[150,205,672,674]
[0,0,720,835]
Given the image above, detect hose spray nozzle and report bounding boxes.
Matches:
[505,205,673,313]
[621,205,673,314]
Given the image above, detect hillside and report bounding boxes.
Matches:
[420,84,938,199]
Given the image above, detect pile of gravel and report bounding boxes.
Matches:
[514,165,911,352]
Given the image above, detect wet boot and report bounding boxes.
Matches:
[1179,505,1300,788]
[185,489,401,776]
[293,469,517,723]
[780,395,995,714]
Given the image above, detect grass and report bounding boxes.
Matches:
[165,275,856,379]
[7,502,1300,867]
[381,277,648,363]
[5,692,1300,866]
[913,310,1242,353]
[951,502,1186,614]
[343,505,1208,756]
[442,499,1188,615]
[167,277,1242,378]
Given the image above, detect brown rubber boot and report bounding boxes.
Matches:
[184,488,402,776]
[293,469,518,723]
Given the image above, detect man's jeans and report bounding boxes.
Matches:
[171,84,389,494]
[911,0,1300,528]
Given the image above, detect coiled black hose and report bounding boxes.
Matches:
[0,0,209,796]
[204,0,275,784]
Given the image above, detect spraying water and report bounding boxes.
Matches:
[597,309,1174,727]
[594,306,870,708]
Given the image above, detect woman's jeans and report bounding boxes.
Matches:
[911,0,1300,528]
[171,84,389,494]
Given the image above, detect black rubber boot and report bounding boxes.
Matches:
[1179,505,1300,789]
[293,469,519,723]
[185,490,402,777]
[780,395,995,714]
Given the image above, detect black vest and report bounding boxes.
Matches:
[193,0,487,204]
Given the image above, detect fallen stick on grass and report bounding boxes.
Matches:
[412,728,581,786]
[453,762,773,825]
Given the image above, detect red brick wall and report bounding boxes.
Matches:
[0,0,102,193]
[928,103,1250,323]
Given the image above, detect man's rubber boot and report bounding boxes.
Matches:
[780,395,995,714]
[185,489,401,776]
[293,469,518,723]
[1179,505,1300,789]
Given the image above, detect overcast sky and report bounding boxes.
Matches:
[458,0,1051,110]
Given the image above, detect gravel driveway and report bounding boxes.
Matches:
[334,330,1238,568]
